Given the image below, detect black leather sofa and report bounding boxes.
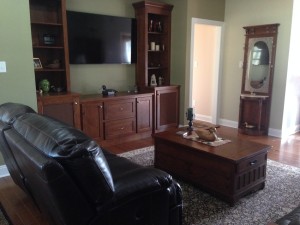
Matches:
[271,208,300,225]
[0,102,182,225]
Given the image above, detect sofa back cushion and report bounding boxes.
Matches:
[0,102,35,124]
[13,113,115,204]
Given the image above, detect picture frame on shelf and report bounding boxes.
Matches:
[33,58,43,69]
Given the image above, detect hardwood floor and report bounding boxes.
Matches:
[0,126,299,225]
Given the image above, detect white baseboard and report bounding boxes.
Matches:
[194,114,212,123]
[268,128,282,138]
[219,119,238,128]
[0,165,9,178]
[196,118,283,138]
[218,119,282,138]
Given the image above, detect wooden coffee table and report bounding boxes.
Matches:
[154,129,271,205]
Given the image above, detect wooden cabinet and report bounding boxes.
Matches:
[238,96,270,135]
[37,92,81,129]
[80,93,153,146]
[81,101,104,140]
[29,0,70,92]
[154,85,180,132]
[103,99,136,140]
[137,96,153,133]
[133,1,173,88]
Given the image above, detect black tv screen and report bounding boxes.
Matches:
[67,11,137,64]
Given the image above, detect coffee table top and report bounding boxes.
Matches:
[154,129,272,162]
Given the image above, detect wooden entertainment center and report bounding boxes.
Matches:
[29,0,179,143]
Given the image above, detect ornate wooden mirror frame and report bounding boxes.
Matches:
[241,23,279,97]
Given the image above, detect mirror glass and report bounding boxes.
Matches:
[244,37,273,93]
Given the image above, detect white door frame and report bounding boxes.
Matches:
[189,18,225,125]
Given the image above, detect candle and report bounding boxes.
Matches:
[187,107,193,120]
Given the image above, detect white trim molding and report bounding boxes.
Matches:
[0,165,9,178]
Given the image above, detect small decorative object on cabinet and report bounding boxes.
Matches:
[238,24,279,135]
[33,58,43,69]
[186,107,194,133]
[39,79,50,93]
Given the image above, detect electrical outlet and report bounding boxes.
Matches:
[0,61,7,73]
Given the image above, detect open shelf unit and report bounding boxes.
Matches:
[29,0,70,92]
[133,1,173,88]
[29,0,80,129]
[133,1,179,132]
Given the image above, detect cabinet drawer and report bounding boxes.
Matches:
[104,118,136,139]
[237,153,266,173]
[104,99,135,120]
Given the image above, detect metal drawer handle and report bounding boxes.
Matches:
[120,127,124,130]
[249,160,257,166]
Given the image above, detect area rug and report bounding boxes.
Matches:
[119,146,300,225]
[0,203,12,225]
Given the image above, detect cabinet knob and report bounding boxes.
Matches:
[249,160,257,166]
[120,107,124,111]
[99,105,103,109]
[74,101,78,105]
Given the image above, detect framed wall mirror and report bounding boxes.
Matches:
[241,24,279,96]
[239,24,279,136]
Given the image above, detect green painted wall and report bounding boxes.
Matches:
[0,1,36,108]
[0,0,37,165]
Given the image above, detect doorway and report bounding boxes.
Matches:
[189,18,224,125]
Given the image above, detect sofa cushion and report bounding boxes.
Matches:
[0,102,35,124]
[12,113,115,204]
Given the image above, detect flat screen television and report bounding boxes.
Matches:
[67,11,137,64]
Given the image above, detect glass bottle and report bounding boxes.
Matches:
[149,20,153,32]
[157,21,162,32]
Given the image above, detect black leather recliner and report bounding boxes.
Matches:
[0,102,182,225]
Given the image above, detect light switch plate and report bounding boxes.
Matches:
[0,61,7,73]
